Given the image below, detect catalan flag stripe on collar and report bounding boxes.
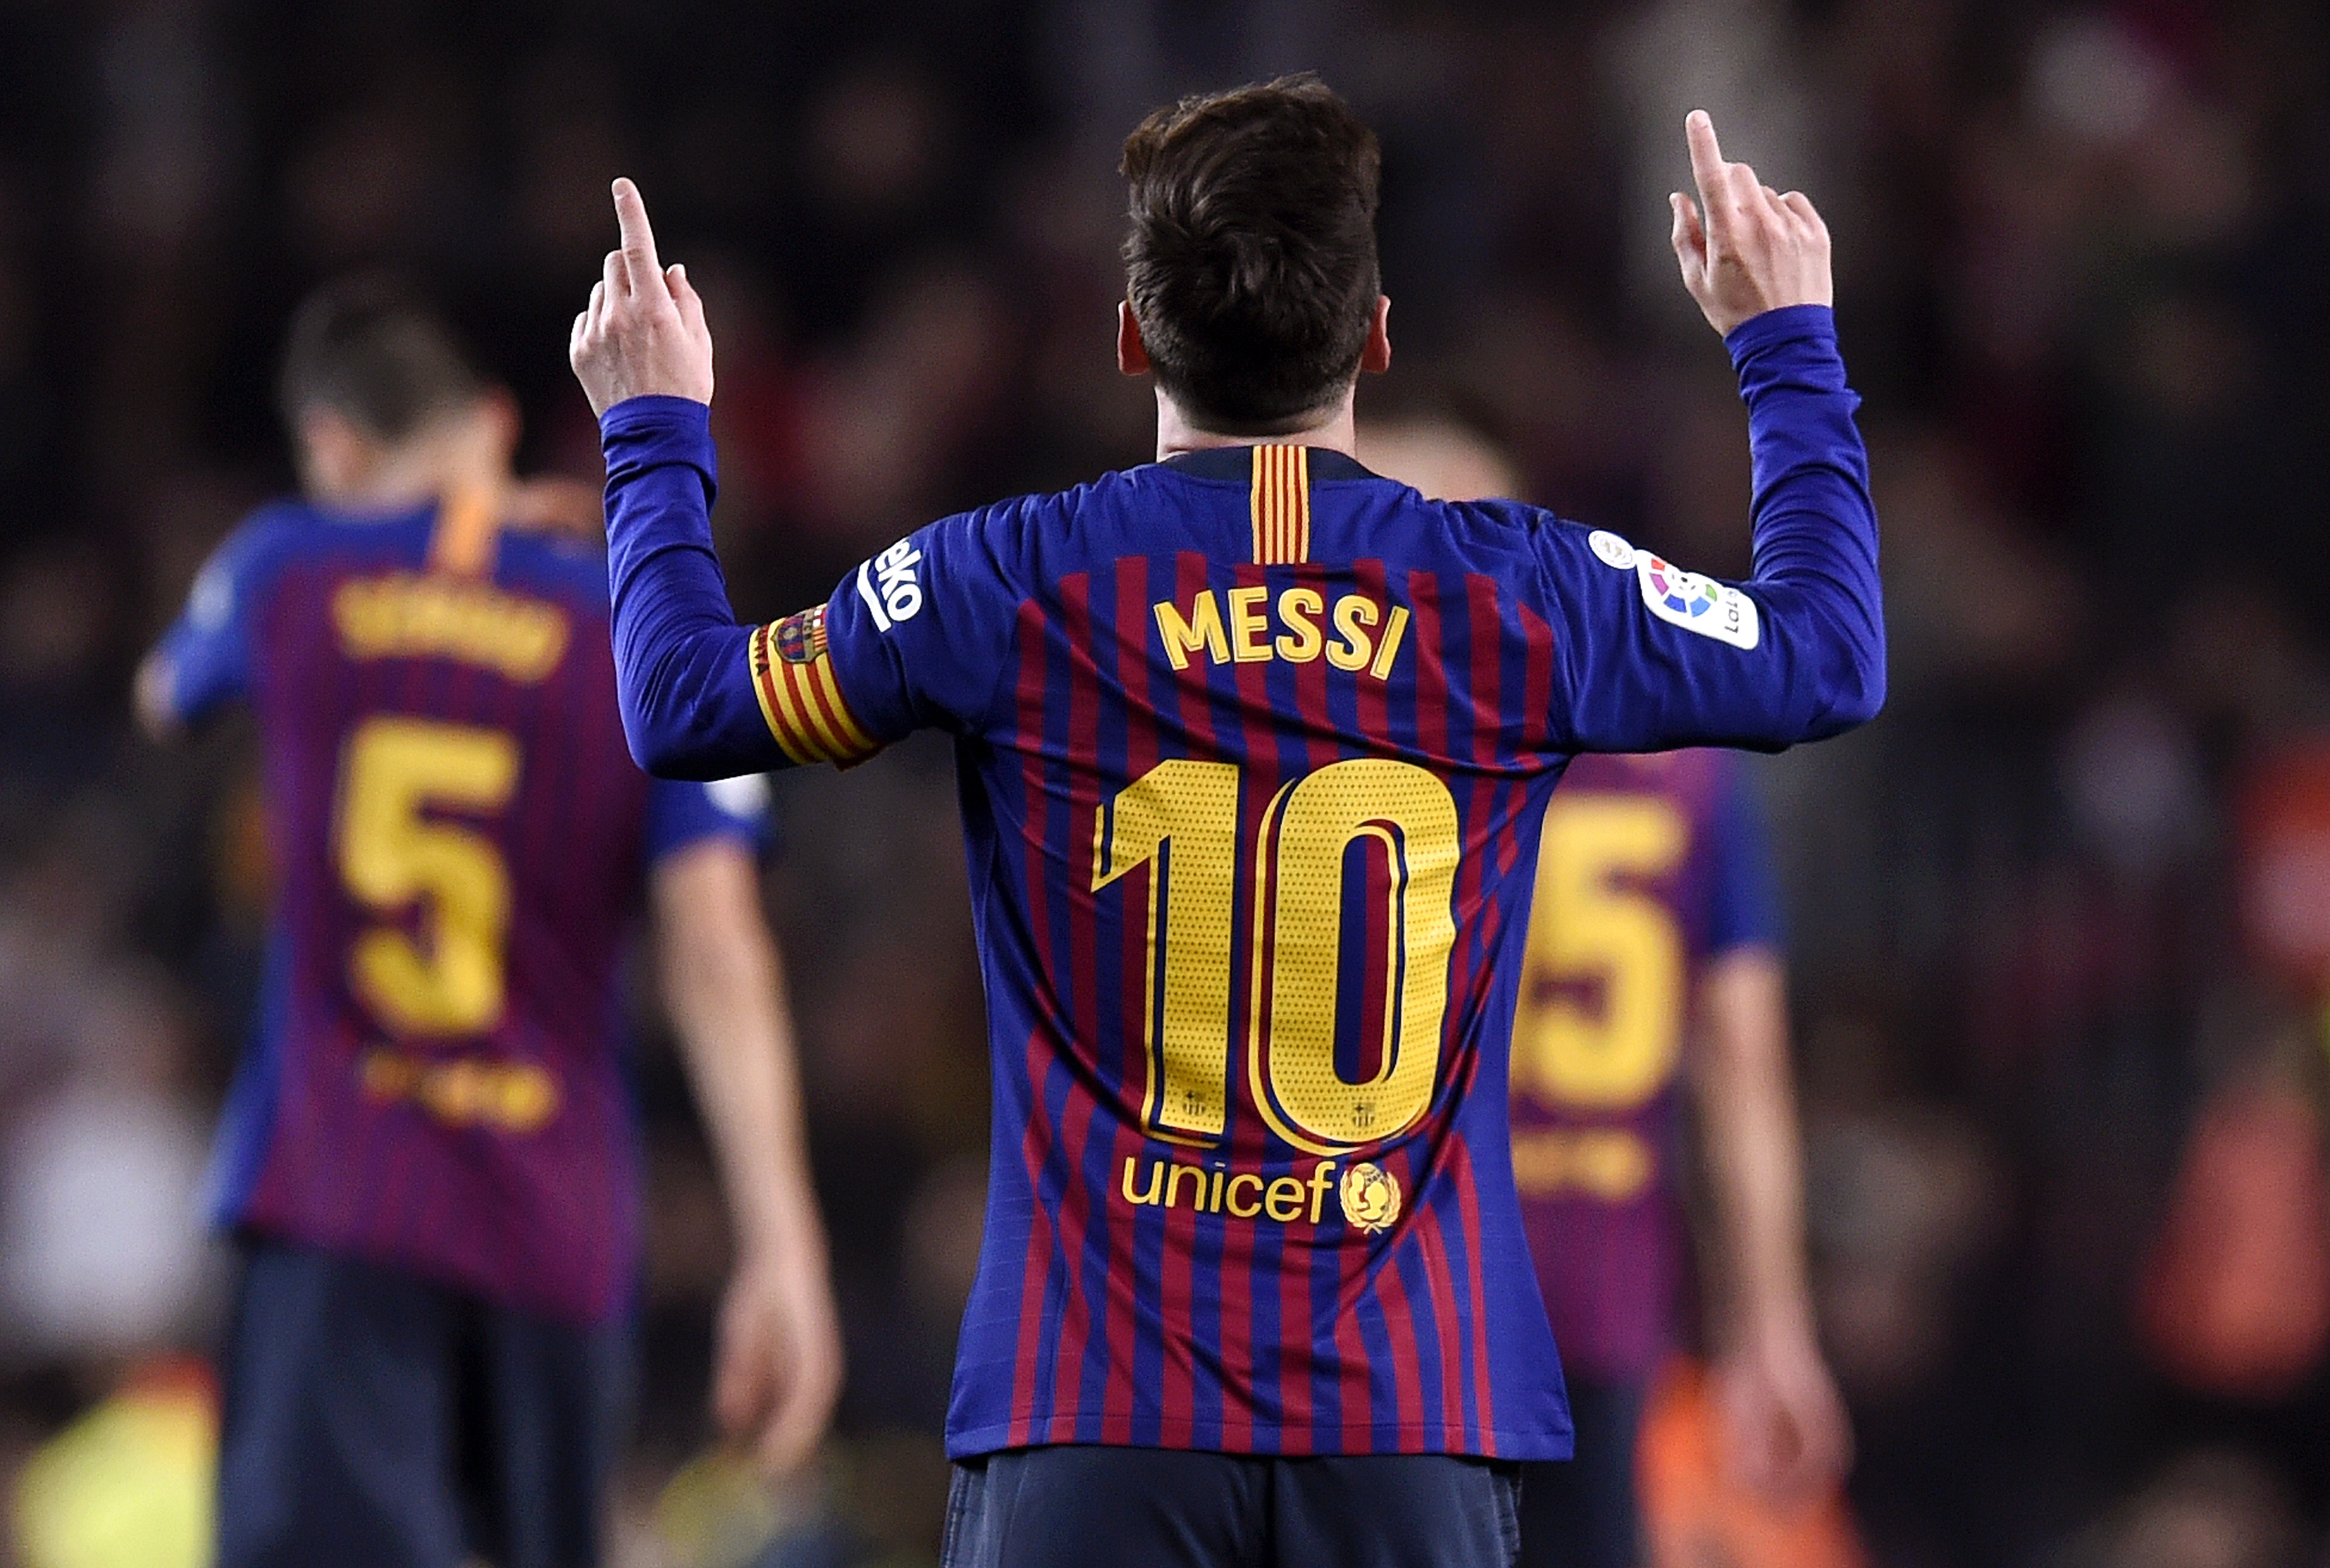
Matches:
[1249,444,1310,565]
[426,486,502,577]
[747,612,880,767]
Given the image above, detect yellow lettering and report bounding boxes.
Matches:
[1275,588,1324,662]
[1326,596,1377,671]
[1510,1129,1654,1201]
[492,1065,558,1132]
[1264,1176,1306,1222]
[1308,1161,1337,1224]
[1369,605,1410,680]
[333,574,569,683]
[1153,593,1228,671]
[1226,1173,1264,1218]
[1122,1156,1163,1205]
[356,1047,558,1133]
[1208,1167,1226,1211]
[1165,1163,1208,1210]
[1227,586,1272,662]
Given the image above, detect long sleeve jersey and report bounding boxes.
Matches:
[596,304,1880,1458]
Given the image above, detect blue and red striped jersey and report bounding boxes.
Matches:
[599,304,1882,1458]
[1508,749,1779,1382]
[151,494,763,1324]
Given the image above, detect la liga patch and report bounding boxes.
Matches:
[1637,554,1761,650]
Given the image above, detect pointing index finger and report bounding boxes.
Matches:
[612,178,661,294]
[1685,110,1727,207]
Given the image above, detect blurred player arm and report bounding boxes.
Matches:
[651,836,843,1476]
[1686,770,1852,1500]
[134,513,290,742]
[1544,113,1883,756]
[1690,951,1852,1501]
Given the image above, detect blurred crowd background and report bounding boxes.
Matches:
[2,0,2329,1564]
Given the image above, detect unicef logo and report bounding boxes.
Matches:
[1338,1161,1402,1233]
[1643,556,1715,619]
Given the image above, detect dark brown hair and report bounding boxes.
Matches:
[278,276,480,442]
[1121,75,1382,433]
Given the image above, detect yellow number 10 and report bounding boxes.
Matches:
[1092,758,1460,1155]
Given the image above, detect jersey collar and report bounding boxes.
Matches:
[1159,447,1379,482]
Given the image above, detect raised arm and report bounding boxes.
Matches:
[570,180,781,778]
[1546,113,1882,755]
[575,179,1017,777]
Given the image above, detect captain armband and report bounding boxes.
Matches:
[746,606,882,767]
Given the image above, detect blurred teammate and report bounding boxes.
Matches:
[573,78,1880,1568]
[1361,422,1852,1568]
[135,280,841,1568]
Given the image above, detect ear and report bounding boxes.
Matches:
[1117,301,1151,376]
[1360,295,1392,375]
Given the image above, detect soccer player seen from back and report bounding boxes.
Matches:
[1362,422,1855,1568]
[572,76,1881,1568]
[137,281,841,1568]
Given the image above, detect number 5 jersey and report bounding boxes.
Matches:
[150,494,764,1325]
[600,304,1882,1459]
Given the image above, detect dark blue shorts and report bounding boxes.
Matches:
[214,1236,630,1568]
[1514,1376,1647,1568]
[941,1445,1521,1568]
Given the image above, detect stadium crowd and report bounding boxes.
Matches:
[0,0,2328,1563]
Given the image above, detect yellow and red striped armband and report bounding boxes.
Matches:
[746,606,882,767]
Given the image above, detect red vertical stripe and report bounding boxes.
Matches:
[1451,1138,1498,1451]
[1103,555,1159,1443]
[1361,819,1425,1448]
[1154,550,1218,1447]
[1006,603,1058,1448]
[1046,577,1104,1438]
[1375,1236,1430,1450]
[1459,573,1508,1442]
[1277,561,1339,1448]
[1414,1204,1469,1444]
[1331,557,1395,1452]
[1406,573,1451,767]
[1217,558,1283,1449]
[1519,602,1556,769]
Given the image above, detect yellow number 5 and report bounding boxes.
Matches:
[337,717,520,1036]
[1513,796,1688,1110]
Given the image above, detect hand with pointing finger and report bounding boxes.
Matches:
[570,178,715,417]
[1670,110,1833,338]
